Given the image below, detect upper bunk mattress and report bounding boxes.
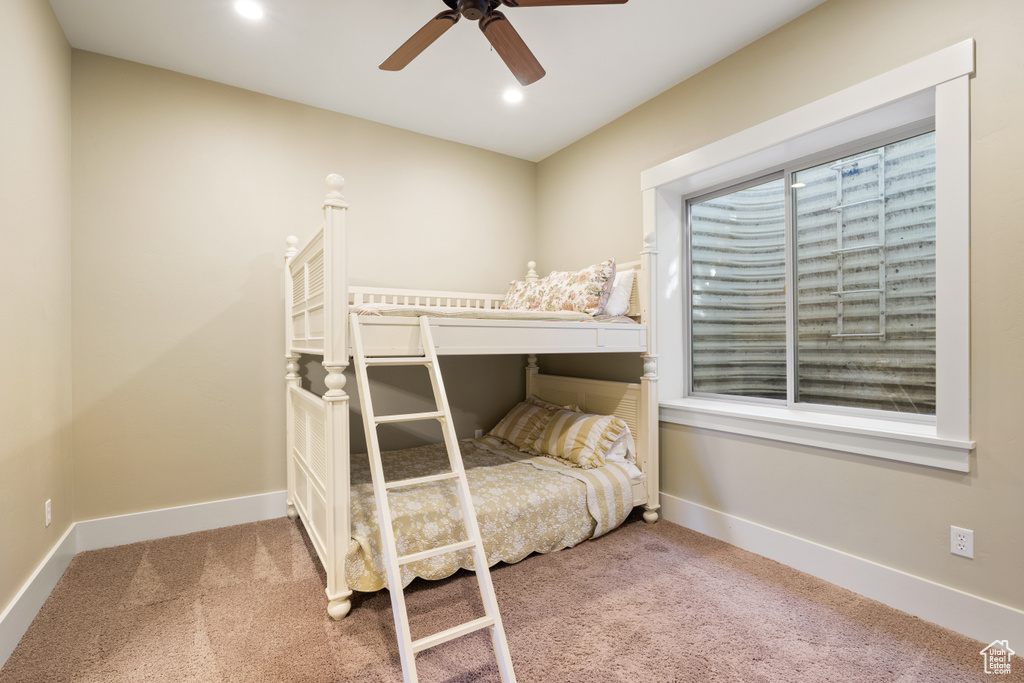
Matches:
[345,304,645,355]
[353,302,637,324]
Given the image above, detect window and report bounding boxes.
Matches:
[642,41,975,471]
[689,176,787,401]
[687,132,938,416]
[794,133,936,415]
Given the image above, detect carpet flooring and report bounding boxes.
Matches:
[0,511,1005,682]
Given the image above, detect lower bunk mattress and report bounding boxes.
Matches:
[346,436,635,592]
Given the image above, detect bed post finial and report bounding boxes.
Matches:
[324,174,347,208]
[285,235,299,262]
[642,229,657,255]
[526,261,539,283]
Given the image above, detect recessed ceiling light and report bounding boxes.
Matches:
[503,88,524,104]
[234,0,264,20]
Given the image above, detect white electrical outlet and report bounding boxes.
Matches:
[950,525,973,558]
[45,499,51,527]
[474,429,483,438]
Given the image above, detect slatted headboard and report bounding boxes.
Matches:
[527,373,642,448]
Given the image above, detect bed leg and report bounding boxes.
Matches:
[643,506,659,524]
[327,598,351,620]
[287,504,298,520]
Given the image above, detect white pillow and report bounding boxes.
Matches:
[601,269,635,317]
[603,426,642,480]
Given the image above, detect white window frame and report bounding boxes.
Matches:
[641,40,975,472]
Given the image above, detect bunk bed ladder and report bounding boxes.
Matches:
[349,314,516,683]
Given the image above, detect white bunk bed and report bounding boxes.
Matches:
[284,174,660,620]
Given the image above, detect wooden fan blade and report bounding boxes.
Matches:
[380,10,460,71]
[480,11,545,86]
[501,0,627,6]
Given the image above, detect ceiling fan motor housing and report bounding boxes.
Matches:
[456,0,500,21]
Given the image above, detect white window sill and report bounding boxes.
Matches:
[659,397,974,472]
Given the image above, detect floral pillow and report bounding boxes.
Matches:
[501,259,617,314]
[500,279,545,310]
[540,259,616,314]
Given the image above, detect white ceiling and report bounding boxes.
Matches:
[49,0,827,161]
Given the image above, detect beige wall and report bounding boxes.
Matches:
[7,0,1020,632]
[0,0,73,612]
[537,0,1024,610]
[70,52,537,521]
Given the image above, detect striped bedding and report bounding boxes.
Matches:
[353,302,637,324]
[345,437,635,592]
[479,436,633,538]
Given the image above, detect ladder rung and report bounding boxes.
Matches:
[398,539,476,566]
[829,151,882,169]
[829,197,883,211]
[830,288,883,296]
[412,616,495,654]
[385,471,460,491]
[830,243,883,255]
[364,356,432,367]
[374,411,445,425]
[832,332,885,338]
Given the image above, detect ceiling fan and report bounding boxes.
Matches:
[380,0,628,86]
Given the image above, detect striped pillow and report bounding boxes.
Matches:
[524,394,578,413]
[486,401,552,450]
[528,409,628,469]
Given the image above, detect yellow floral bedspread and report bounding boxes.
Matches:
[345,437,633,592]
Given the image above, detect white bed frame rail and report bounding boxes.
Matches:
[284,174,661,618]
[350,287,506,310]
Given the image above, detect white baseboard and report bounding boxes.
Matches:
[659,492,1024,646]
[0,525,77,670]
[0,490,287,669]
[75,491,288,552]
